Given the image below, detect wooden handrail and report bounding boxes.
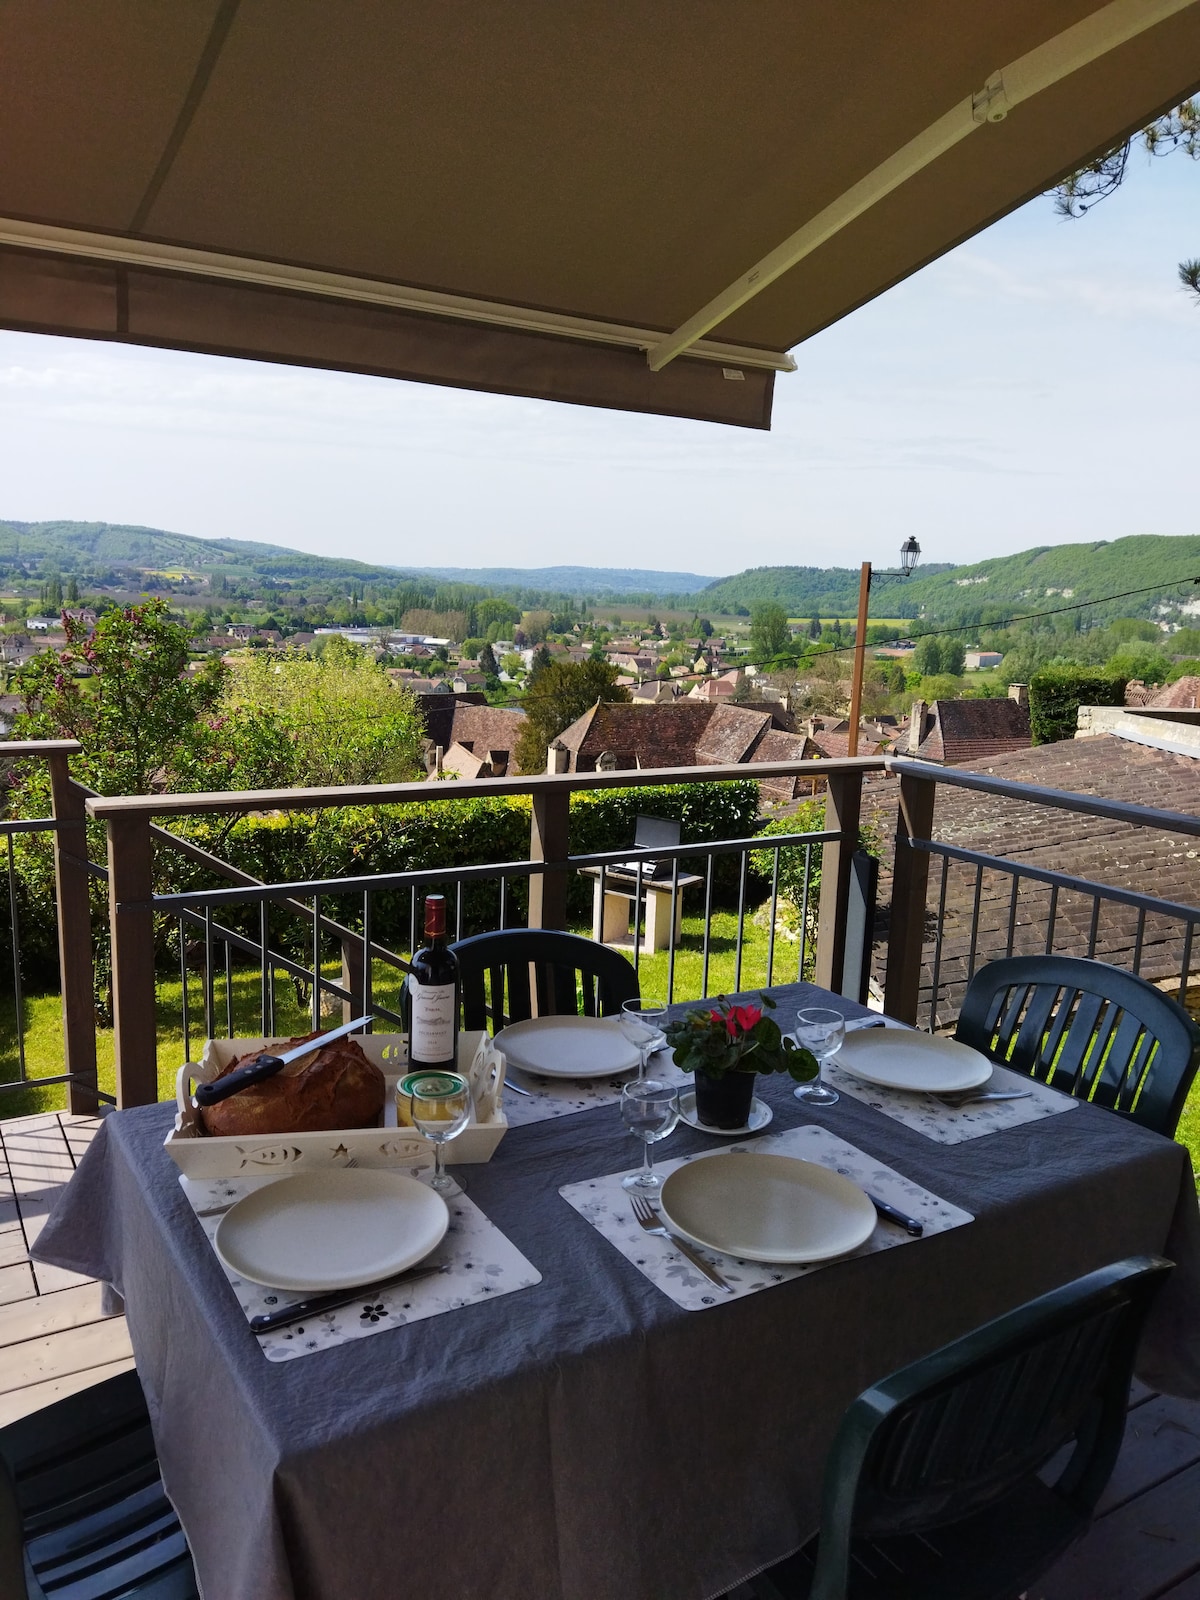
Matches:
[84,757,888,818]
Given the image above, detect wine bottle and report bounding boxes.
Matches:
[406,894,460,1072]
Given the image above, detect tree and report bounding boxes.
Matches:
[749,602,790,661]
[808,617,822,640]
[696,617,713,639]
[514,659,630,774]
[939,638,966,676]
[221,636,423,785]
[529,643,553,677]
[1054,98,1199,300]
[16,599,226,794]
[478,641,499,678]
[913,634,943,676]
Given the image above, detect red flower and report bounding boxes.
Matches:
[727,1003,762,1035]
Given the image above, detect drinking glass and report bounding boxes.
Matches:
[620,997,668,1079]
[409,1071,472,1194]
[793,1007,845,1106]
[620,1078,679,1192]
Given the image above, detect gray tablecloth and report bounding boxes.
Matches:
[33,984,1200,1600]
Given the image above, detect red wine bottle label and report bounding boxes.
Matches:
[409,982,456,1063]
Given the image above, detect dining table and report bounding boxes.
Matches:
[32,981,1200,1600]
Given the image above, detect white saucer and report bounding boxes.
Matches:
[678,1090,773,1137]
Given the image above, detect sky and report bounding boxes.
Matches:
[0,149,1196,582]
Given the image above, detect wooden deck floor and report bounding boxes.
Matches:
[2,1111,1199,1596]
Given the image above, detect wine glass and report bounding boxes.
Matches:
[409,1071,472,1195]
[620,1078,679,1193]
[793,1007,845,1106]
[620,997,668,1079]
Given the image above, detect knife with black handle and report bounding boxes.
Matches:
[249,1262,450,1334]
[193,1016,371,1106]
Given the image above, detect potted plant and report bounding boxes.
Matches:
[663,994,818,1129]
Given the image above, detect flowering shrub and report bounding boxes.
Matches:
[663,992,817,1083]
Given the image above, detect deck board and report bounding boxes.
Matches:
[1,1108,1198,1597]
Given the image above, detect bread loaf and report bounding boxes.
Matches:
[198,1032,386,1137]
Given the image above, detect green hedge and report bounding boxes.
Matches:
[1029,667,1128,746]
[5,779,766,992]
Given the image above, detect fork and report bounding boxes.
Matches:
[629,1195,734,1294]
[936,1087,1033,1108]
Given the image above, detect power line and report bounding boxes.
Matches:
[793,573,1200,662]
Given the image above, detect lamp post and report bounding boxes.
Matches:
[846,537,921,757]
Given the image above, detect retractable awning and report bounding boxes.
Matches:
[1,0,1198,429]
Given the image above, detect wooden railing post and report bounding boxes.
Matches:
[815,769,863,993]
[106,813,159,1106]
[47,752,99,1116]
[528,784,570,931]
[340,936,365,1025]
[883,770,938,1025]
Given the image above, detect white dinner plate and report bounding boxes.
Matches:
[214,1169,449,1291]
[494,1015,640,1079]
[659,1152,876,1264]
[677,1090,773,1137]
[836,1029,992,1094]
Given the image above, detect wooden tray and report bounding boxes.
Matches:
[166,1031,507,1178]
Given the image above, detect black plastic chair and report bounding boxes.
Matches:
[745,1255,1171,1600]
[0,1368,198,1600]
[450,928,639,1031]
[954,955,1200,1139]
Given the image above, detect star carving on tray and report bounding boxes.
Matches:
[330,1143,350,1160]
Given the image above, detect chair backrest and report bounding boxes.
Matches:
[955,955,1200,1138]
[450,928,639,1031]
[811,1256,1172,1599]
[0,1367,198,1599]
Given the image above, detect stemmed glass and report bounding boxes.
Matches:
[793,1008,845,1106]
[620,997,668,1080]
[620,1078,679,1192]
[409,1071,472,1195]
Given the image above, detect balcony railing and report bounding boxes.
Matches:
[3,744,1200,1112]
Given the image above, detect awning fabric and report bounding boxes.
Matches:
[1,1,1198,429]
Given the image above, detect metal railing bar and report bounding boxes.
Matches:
[455,881,463,944]
[1132,907,1146,975]
[1004,876,1019,959]
[798,844,812,984]
[178,916,190,1064]
[6,832,26,1079]
[701,854,714,998]
[362,892,373,1023]
[632,860,644,984]
[886,757,1200,840]
[1045,884,1060,957]
[910,839,1200,926]
[498,876,508,930]
[203,906,214,1040]
[666,855,680,1005]
[928,856,950,1033]
[733,850,747,994]
[766,844,780,989]
[1087,896,1101,960]
[966,865,984,980]
[260,904,272,1035]
[1179,922,1194,1003]
[0,817,69,835]
[0,1073,78,1093]
[311,894,322,1033]
[224,940,233,1037]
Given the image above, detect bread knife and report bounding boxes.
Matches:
[193,1016,372,1106]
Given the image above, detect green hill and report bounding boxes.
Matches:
[395,564,715,596]
[696,563,956,616]
[898,536,1200,628]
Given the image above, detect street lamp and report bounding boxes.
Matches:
[846,538,921,756]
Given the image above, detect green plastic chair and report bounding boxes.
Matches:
[955,955,1200,1139]
[741,1256,1171,1600]
[0,1368,198,1600]
[450,928,639,1032]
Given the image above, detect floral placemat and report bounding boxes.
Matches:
[502,1048,691,1127]
[823,1060,1078,1144]
[178,1172,541,1362]
[559,1124,972,1312]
